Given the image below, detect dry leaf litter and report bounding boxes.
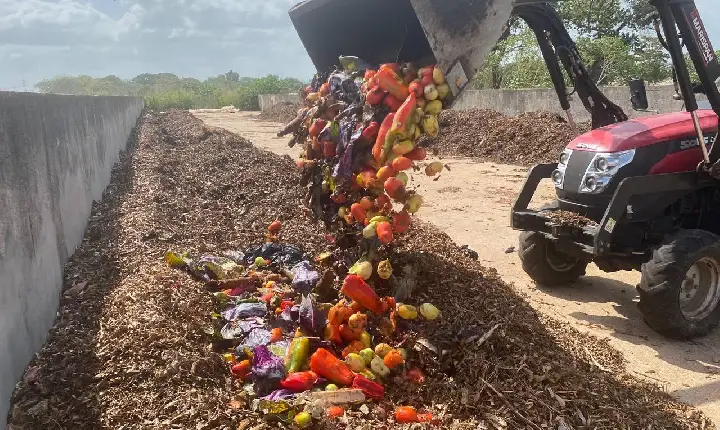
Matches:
[7,110,714,430]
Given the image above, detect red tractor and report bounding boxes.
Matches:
[510,1,720,339]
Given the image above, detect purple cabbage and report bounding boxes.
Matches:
[291,261,320,294]
[298,295,324,335]
[221,302,267,321]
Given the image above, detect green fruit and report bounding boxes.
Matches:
[294,411,312,428]
[325,384,339,391]
[359,348,375,365]
[254,256,267,267]
[345,353,366,372]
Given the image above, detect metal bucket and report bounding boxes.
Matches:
[289,0,515,97]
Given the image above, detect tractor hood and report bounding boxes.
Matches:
[567,110,719,153]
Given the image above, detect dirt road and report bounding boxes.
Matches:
[196,110,720,424]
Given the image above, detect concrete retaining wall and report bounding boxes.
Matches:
[259,85,706,120]
[0,92,143,423]
[258,93,301,111]
[453,85,706,120]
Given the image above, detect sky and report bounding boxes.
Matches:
[0,0,719,90]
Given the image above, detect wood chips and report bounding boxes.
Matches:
[7,110,714,430]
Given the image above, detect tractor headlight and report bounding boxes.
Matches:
[553,149,573,190]
[580,149,635,194]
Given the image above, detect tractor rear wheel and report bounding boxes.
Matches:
[518,231,588,286]
[638,229,720,339]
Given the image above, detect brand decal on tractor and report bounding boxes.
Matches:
[691,9,716,65]
[679,133,717,150]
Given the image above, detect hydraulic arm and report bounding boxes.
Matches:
[513,3,628,129]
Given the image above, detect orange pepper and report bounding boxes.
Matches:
[270,328,283,343]
[383,349,405,369]
[406,147,427,161]
[395,406,418,423]
[376,221,393,244]
[324,324,343,345]
[373,113,394,164]
[309,348,355,386]
[376,66,409,100]
[339,324,360,343]
[391,156,412,172]
[327,406,344,418]
[341,275,384,314]
[231,360,251,379]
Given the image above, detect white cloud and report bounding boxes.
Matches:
[0,0,315,89]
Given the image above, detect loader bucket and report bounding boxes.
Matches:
[289,0,515,97]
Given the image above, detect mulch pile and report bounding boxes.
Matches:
[421,109,591,166]
[257,102,302,124]
[7,110,714,429]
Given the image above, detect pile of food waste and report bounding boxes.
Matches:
[166,220,442,426]
[170,57,455,426]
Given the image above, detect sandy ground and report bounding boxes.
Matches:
[196,110,720,424]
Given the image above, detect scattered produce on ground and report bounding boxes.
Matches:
[6,110,712,429]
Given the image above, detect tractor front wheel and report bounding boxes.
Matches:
[518,231,588,286]
[638,229,720,339]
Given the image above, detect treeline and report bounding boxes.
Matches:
[35,71,305,111]
[473,0,708,89]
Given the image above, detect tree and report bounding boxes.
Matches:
[36,72,306,111]
[473,0,673,89]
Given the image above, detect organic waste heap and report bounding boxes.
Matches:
[169,60,456,426]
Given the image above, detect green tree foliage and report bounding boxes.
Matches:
[473,0,673,90]
[36,72,305,111]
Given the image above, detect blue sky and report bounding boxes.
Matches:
[0,0,718,90]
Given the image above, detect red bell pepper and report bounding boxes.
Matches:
[375,66,409,101]
[341,275,384,314]
[324,324,343,344]
[309,348,355,386]
[361,121,380,141]
[280,371,318,392]
[352,374,384,400]
[366,86,385,105]
[384,95,403,112]
[373,113,394,164]
[376,221,393,244]
[391,93,417,136]
[308,119,326,137]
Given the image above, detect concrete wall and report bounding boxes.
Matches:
[258,93,301,111]
[0,92,143,423]
[453,85,706,120]
[259,85,706,119]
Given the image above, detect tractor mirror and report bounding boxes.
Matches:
[629,78,649,111]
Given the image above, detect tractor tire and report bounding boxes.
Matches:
[638,229,720,340]
[518,231,589,286]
